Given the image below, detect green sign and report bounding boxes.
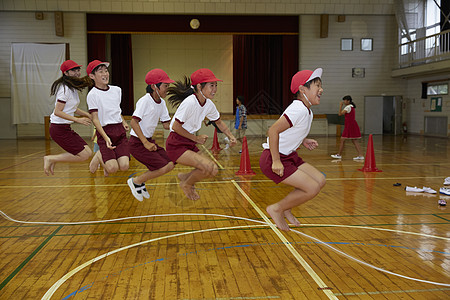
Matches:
[430,97,442,112]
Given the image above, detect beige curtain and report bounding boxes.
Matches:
[11,43,65,124]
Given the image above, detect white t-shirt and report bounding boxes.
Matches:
[343,104,352,113]
[50,85,80,124]
[262,100,313,155]
[169,94,220,134]
[130,93,171,138]
[87,85,123,127]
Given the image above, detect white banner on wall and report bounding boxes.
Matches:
[11,43,65,124]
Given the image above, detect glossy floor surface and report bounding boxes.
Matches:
[0,135,449,299]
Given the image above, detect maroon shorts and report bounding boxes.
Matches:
[49,123,87,155]
[97,123,129,163]
[259,149,305,184]
[129,135,171,171]
[165,131,199,163]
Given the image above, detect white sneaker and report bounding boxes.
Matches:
[422,186,437,194]
[353,156,364,161]
[405,186,424,192]
[439,187,450,196]
[224,137,230,143]
[444,177,450,185]
[141,184,150,199]
[127,178,143,201]
[331,154,341,159]
[224,144,230,150]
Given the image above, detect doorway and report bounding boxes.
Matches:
[364,95,402,135]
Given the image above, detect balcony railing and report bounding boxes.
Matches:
[398,29,450,68]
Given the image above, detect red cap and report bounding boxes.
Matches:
[60,60,82,73]
[145,69,175,85]
[190,68,222,86]
[290,68,323,94]
[86,60,110,75]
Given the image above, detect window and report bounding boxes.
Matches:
[361,38,373,51]
[341,38,353,51]
[427,83,448,95]
[399,0,440,55]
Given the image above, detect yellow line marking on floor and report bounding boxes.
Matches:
[199,144,225,170]
[21,150,47,159]
[231,180,337,299]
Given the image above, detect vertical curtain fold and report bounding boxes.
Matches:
[87,33,106,62]
[233,35,298,115]
[110,34,134,116]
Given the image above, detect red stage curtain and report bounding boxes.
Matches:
[87,33,106,62]
[233,35,298,115]
[110,34,134,116]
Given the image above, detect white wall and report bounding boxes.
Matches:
[0,11,87,138]
[1,1,448,138]
[403,74,450,136]
[299,15,408,133]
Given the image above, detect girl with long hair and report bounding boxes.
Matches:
[166,68,236,200]
[43,60,93,175]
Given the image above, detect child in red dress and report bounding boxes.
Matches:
[331,95,364,160]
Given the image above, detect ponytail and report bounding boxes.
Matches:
[167,76,206,108]
[342,95,356,108]
[50,75,93,96]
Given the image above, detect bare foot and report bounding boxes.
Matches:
[178,172,199,200]
[180,181,196,200]
[266,204,290,231]
[191,185,200,200]
[284,210,301,227]
[49,162,55,175]
[43,156,53,176]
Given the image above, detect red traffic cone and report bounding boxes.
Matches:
[236,136,256,175]
[358,134,382,172]
[210,128,222,151]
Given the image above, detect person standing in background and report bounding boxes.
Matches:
[330,95,364,160]
[234,95,247,142]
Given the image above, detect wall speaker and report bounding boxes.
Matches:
[55,12,64,37]
[35,12,44,20]
[320,14,328,38]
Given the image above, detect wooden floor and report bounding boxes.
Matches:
[0,135,449,300]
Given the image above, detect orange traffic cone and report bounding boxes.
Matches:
[358,134,382,172]
[210,128,221,151]
[236,136,256,175]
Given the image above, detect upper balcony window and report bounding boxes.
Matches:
[427,83,448,95]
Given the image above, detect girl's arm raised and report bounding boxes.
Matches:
[338,102,347,116]
[215,119,237,146]
[54,102,91,126]
[74,108,92,119]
